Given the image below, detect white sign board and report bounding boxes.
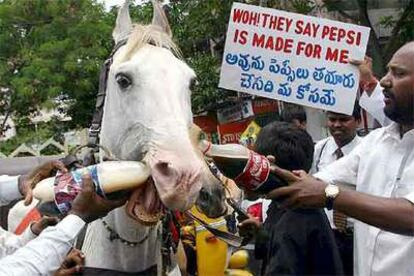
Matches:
[219,3,370,114]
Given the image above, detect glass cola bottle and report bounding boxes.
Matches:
[199,140,286,194]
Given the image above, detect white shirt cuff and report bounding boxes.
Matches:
[0,175,22,206]
[19,225,38,244]
[56,215,86,239]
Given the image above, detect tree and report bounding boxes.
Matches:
[165,0,316,114]
[322,0,414,76]
[0,0,326,136]
[0,0,113,133]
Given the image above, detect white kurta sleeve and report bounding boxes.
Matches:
[359,83,392,127]
[0,214,85,276]
[314,139,365,187]
[0,225,37,259]
[0,175,21,207]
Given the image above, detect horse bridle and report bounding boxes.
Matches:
[88,38,129,148]
[85,37,247,247]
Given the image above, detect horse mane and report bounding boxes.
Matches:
[119,24,182,62]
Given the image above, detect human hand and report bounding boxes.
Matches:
[30,216,59,236]
[19,160,68,205]
[68,175,128,223]
[54,248,85,276]
[266,165,327,209]
[237,215,262,239]
[349,56,377,94]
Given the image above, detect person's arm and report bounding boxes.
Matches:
[0,175,21,206]
[0,175,127,276]
[350,56,391,127]
[0,224,37,257]
[0,160,67,207]
[0,215,85,276]
[359,82,392,127]
[266,169,414,236]
[0,212,58,258]
[334,189,414,236]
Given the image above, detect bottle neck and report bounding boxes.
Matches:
[200,140,212,156]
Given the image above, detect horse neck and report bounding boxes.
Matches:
[104,206,157,238]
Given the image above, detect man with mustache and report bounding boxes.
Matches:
[311,102,361,275]
[267,41,414,276]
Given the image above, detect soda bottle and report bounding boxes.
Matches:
[33,161,150,214]
[200,140,287,194]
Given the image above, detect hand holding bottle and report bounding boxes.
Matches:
[69,175,128,223]
[199,141,287,194]
[19,160,68,205]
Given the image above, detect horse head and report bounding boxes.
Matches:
[101,1,226,224]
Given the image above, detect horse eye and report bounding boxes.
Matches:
[190,78,199,91]
[115,73,132,89]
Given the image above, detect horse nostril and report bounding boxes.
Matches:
[155,161,172,176]
[199,188,210,201]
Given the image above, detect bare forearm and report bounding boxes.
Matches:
[334,189,414,236]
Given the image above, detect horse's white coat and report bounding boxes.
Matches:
[82,0,200,273]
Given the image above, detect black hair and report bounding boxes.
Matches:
[351,100,362,120]
[280,104,307,124]
[255,121,314,173]
[327,100,361,120]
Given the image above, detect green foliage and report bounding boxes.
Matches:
[0,0,113,130]
[0,0,322,136]
[379,15,396,29]
[380,6,414,49]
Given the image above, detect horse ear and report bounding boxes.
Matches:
[151,0,172,37]
[113,0,132,43]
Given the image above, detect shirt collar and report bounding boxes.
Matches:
[384,122,414,140]
[326,135,361,156]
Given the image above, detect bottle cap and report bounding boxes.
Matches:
[234,151,270,191]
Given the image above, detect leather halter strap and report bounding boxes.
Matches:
[88,38,128,147]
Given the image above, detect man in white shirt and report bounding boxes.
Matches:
[0,162,127,275]
[311,102,362,275]
[0,161,68,258]
[267,41,414,276]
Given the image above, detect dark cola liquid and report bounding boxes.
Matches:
[254,173,287,194]
[211,154,287,194]
[212,155,248,179]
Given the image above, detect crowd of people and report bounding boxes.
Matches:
[0,40,413,276]
[241,41,414,275]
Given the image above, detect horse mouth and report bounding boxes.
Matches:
[126,177,165,226]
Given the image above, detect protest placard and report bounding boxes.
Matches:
[219,3,371,114]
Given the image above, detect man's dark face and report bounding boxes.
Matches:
[327,112,358,147]
[380,43,414,125]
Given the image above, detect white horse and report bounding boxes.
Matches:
[79,1,227,274]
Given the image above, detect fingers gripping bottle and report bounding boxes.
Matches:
[33,161,150,214]
[199,141,286,194]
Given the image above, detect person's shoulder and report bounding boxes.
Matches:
[276,209,331,241]
[314,137,332,153]
[314,137,330,147]
[364,123,395,139]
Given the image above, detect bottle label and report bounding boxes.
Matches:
[234,151,270,191]
[54,166,104,215]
